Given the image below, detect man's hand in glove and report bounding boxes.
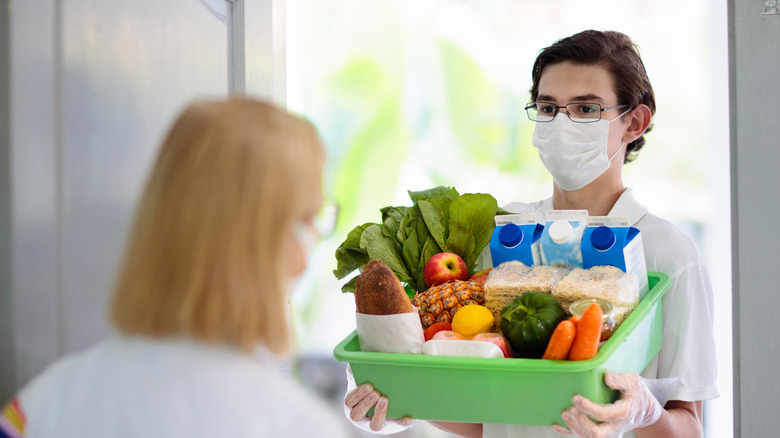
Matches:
[345,383,413,432]
[552,372,664,438]
[345,383,387,431]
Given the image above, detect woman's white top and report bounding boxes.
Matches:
[18,336,350,438]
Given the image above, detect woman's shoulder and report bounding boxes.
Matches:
[18,337,349,436]
[17,339,115,413]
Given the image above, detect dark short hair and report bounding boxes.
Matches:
[530,30,656,163]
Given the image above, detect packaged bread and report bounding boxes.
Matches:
[354,259,424,354]
[552,265,639,325]
[483,261,571,329]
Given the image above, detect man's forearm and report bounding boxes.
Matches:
[635,400,703,438]
[428,421,483,438]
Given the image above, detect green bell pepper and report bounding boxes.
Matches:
[500,291,566,359]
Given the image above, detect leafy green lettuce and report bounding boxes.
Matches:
[333,186,498,294]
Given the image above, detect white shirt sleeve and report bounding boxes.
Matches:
[641,263,720,401]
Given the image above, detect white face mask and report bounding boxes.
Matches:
[532,110,629,191]
[287,222,319,301]
[292,222,318,262]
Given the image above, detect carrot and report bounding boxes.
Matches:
[569,314,582,327]
[542,320,576,360]
[568,303,602,361]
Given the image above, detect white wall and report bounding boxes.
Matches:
[729,1,780,436]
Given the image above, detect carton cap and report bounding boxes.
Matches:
[591,226,616,251]
[498,223,523,247]
[549,220,574,244]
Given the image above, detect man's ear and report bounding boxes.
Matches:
[622,104,652,144]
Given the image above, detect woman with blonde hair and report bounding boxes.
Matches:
[0,98,349,437]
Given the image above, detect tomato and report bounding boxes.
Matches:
[424,321,453,341]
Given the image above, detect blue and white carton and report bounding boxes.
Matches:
[581,216,650,298]
[488,214,544,267]
[539,210,589,268]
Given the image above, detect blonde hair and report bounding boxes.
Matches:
[110,97,324,355]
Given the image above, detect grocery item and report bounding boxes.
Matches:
[553,266,639,325]
[488,214,544,267]
[334,186,498,294]
[581,216,649,298]
[468,268,492,284]
[484,261,571,329]
[334,272,673,425]
[354,259,415,315]
[424,336,506,359]
[569,298,616,341]
[411,280,485,329]
[427,331,510,358]
[424,252,468,287]
[423,321,452,341]
[568,303,603,361]
[431,330,467,340]
[471,333,511,358]
[542,320,576,361]
[354,259,426,354]
[451,304,494,337]
[499,291,566,358]
[539,210,589,267]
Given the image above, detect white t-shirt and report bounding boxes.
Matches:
[483,188,720,437]
[17,336,350,438]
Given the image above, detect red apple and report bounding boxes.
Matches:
[468,268,493,284]
[424,252,468,287]
[432,330,466,341]
[472,332,511,358]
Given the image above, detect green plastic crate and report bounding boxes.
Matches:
[333,272,671,426]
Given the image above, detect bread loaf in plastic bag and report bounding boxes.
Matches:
[484,261,572,329]
[553,265,640,325]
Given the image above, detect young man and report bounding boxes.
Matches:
[347,30,719,437]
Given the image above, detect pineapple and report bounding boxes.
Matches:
[411,280,486,329]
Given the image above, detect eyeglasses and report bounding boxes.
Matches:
[525,102,628,123]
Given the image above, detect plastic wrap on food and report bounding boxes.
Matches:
[483,261,572,329]
[552,265,640,325]
[521,265,572,293]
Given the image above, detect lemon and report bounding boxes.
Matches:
[451,304,494,337]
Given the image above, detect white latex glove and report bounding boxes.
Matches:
[343,366,414,433]
[552,372,664,438]
[345,383,386,430]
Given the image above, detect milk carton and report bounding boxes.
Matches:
[539,210,589,268]
[488,214,544,267]
[581,216,650,298]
